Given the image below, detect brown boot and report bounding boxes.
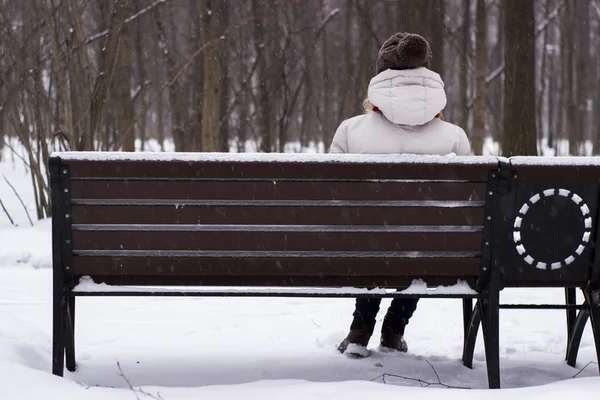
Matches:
[380,323,408,352]
[337,317,375,357]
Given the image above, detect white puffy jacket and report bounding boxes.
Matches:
[330,68,471,155]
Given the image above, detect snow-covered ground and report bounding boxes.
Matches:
[1,138,600,398]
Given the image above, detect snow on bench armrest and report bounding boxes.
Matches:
[510,156,600,166]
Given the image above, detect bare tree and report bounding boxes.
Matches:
[459,0,471,133]
[116,0,135,151]
[252,0,275,152]
[573,1,590,155]
[502,0,537,156]
[472,0,486,154]
[430,0,445,77]
[199,0,225,152]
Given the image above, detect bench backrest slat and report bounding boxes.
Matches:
[65,159,493,181]
[70,180,487,201]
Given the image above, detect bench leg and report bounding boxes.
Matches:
[480,289,501,389]
[65,297,76,372]
[565,288,577,360]
[462,299,481,369]
[52,291,65,376]
[566,304,590,367]
[462,298,473,345]
[583,289,600,374]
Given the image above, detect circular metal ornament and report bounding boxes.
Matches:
[512,189,592,270]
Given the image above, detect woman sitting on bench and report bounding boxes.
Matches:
[330,32,471,358]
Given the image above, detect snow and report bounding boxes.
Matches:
[2,254,600,398]
[2,360,598,400]
[3,138,600,398]
[398,280,476,295]
[0,138,39,228]
[0,219,52,269]
[511,156,600,166]
[344,344,371,358]
[73,277,476,296]
[73,277,393,295]
[51,148,600,167]
[53,150,501,165]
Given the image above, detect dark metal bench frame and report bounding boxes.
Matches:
[49,154,600,389]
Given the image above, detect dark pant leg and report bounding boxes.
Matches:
[383,298,419,334]
[353,297,382,323]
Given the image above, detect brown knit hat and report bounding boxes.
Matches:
[376,32,432,74]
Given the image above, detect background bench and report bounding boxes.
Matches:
[50,152,600,389]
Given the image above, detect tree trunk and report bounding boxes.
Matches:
[574,0,590,155]
[359,0,374,106]
[488,4,504,148]
[402,0,427,33]
[459,0,471,133]
[152,11,165,151]
[336,0,355,126]
[472,0,486,155]
[218,1,230,152]
[564,2,576,155]
[89,1,128,151]
[156,5,185,151]
[199,0,223,152]
[430,0,445,77]
[596,17,600,154]
[116,0,135,151]
[134,0,148,151]
[41,0,76,149]
[320,0,333,145]
[502,0,537,156]
[252,0,274,152]
[536,0,552,153]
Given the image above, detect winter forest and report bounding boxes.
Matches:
[5,2,600,396]
[0,0,598,220]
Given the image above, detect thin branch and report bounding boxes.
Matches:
[486,63,504,85]
[117,361,163,400]
[74,381,92,390]
[226,56,261,116]
[484,1,564,85]
[2,139,30,169]
[125,16,258,136]
[3,175,34,226]
[426,360,442,384]
[86,0,169,44]
[370,372,470,389]
[466,64,506,110]
[572,361,598,379]
[279,9,340,133]
[116,361,141,400]
[0,197,15,226]
[535,1,564,37]
[370,360,470,389]
[354,2,381,50]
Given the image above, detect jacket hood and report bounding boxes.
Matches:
[367,68,447,126]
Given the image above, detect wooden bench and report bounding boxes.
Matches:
[49,152,600,389]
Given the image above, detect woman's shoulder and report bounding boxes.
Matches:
[428,119,470,154]
[427,118,467,137]
[341,112,388,130]
[344,113,371,125]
